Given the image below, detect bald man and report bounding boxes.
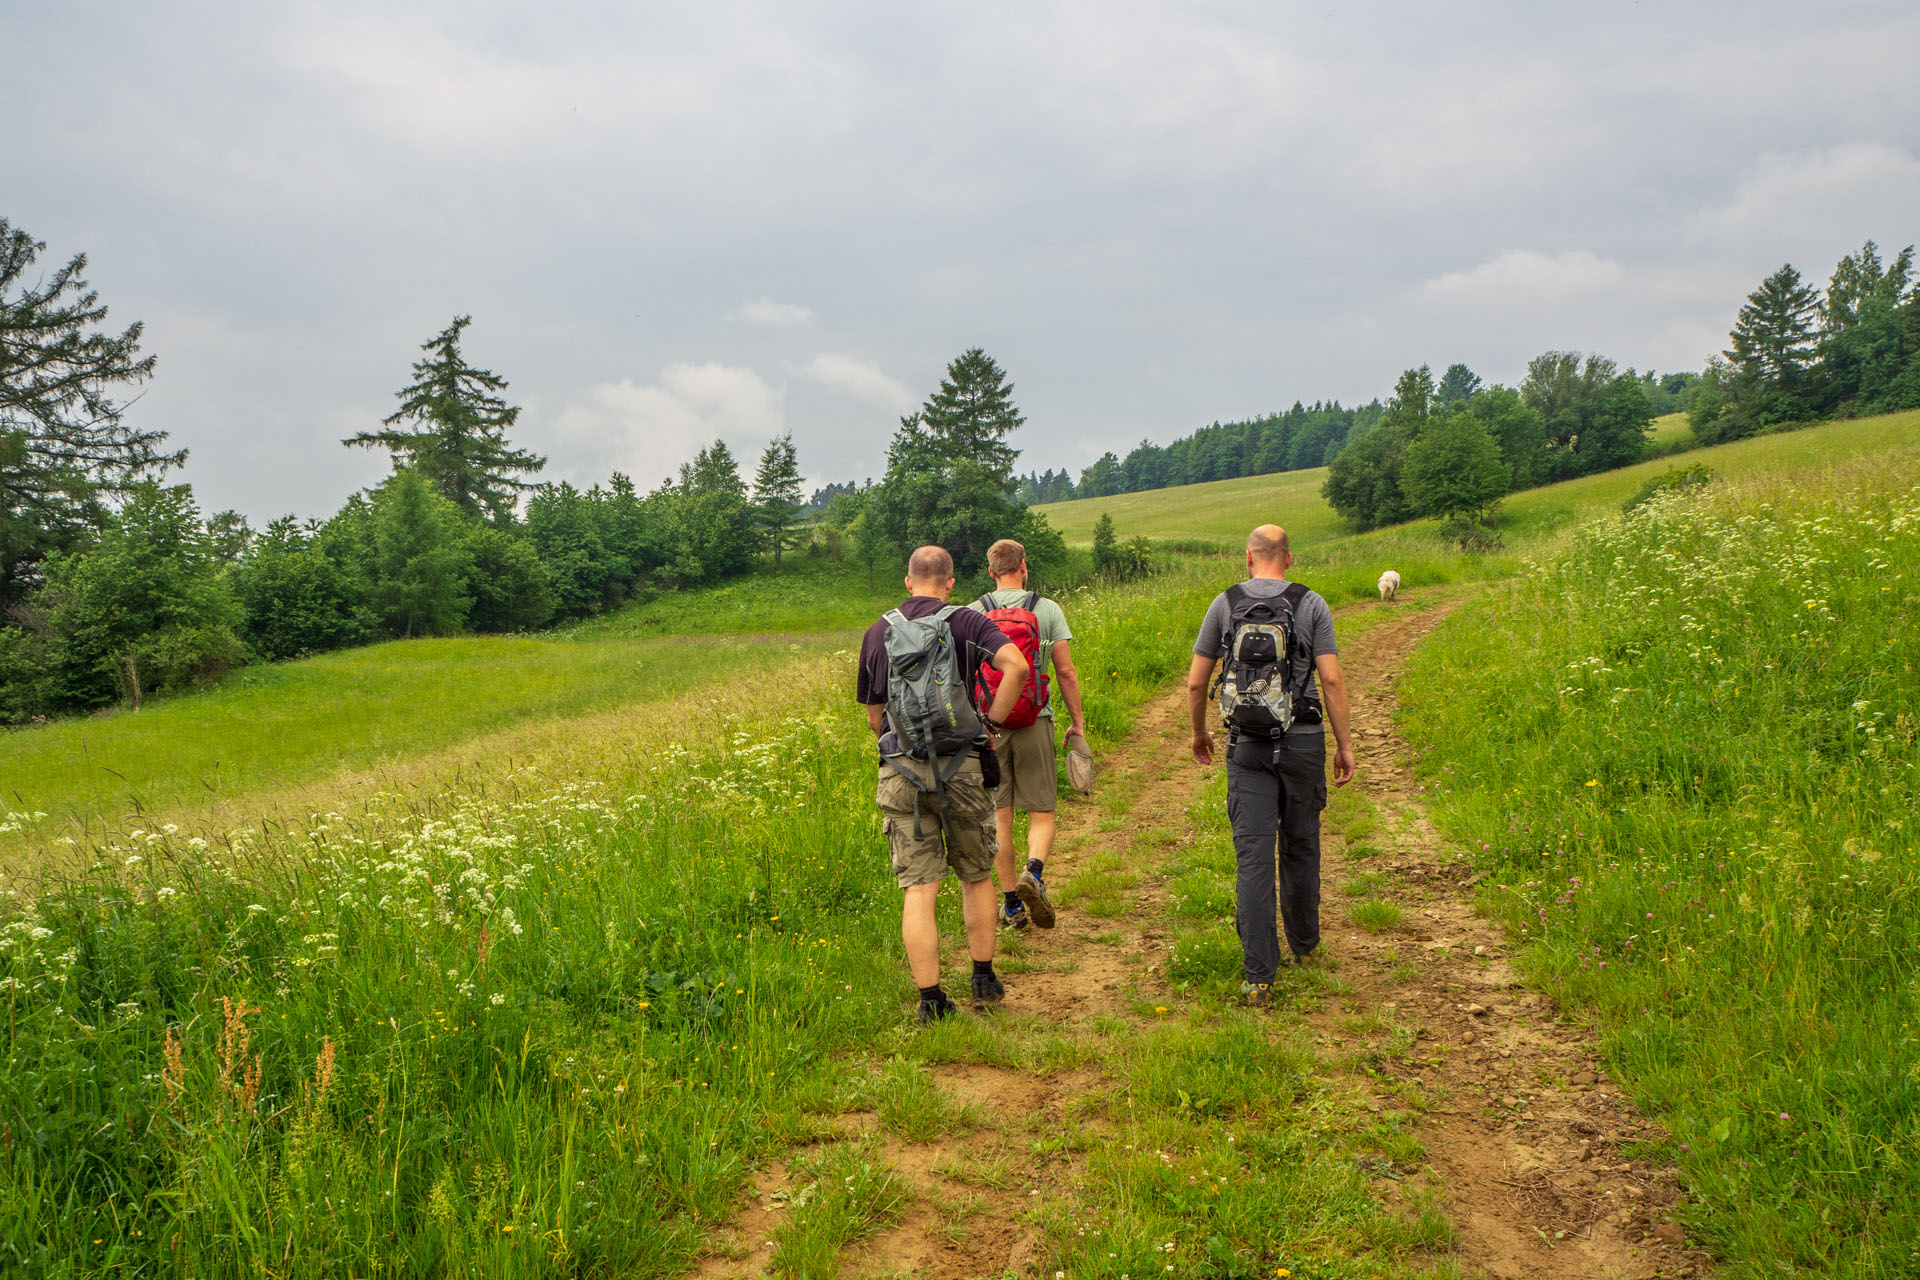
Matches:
[860,545,1031,1024]
[1186,524,1354,1008]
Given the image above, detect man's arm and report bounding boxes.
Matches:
[1051,638,1086,737]
[1315,652,1355,786]
[1186,654,1218,764]
[866,702,885,736]
[984,643,1030,728]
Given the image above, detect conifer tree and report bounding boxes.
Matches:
[345,317,545,522]
[1,219,178,606]
[1718,265,1822,432]
[870,348,1025,573]
[751,432,805,568]
[1729,265,1820,386]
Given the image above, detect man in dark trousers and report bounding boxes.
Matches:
[859,545,1031,1023]
[1186,524,1355,1008]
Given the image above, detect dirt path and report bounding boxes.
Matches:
[692,597,1714,1279]
[1319,601,1714,1280]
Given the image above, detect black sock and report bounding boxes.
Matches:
[1004,890,1022,910]
[1026,858,1045,878]
[918,984,947,1004]
[972,959,995,977]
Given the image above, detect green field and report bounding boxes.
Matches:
[0,631,848,856]
[1405,439,1920,1271]
[1038,409,1918,551]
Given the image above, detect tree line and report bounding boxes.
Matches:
[0,216,1089,724]
[1319,237,1920,536]
[1690,241,1920,441]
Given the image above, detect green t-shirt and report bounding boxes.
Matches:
[968,589,1072,719]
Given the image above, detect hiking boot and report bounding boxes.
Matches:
[1242,982,1273,1009]
[999,899,1030,930]
[916,992,957,1025]
[970,970,1006,1007]
[1015,868,1056,929]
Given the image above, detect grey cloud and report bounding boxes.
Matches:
[8,1,1918,520]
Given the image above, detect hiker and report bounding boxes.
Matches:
[1186,524,1355,1008]
[859,545,1032,1023]
[968,537,1087,931]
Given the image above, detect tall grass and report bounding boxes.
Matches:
[1401,452,1920,1277]
[0,633,847,855]
[0,566,1212,1278]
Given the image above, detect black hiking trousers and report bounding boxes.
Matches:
[1226,733,1327,985]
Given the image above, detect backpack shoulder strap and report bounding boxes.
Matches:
[977,594,997,611]
[1023,591,1040,611]
[883,608,911,630]
[1279,581,1310,613]
[1224,582,1251,608]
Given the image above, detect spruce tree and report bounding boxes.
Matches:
[870,348,1026,573]
[1,219,178,606]
[751,432,805,568]
[1729,265,1820,385]
[1436,363,1482,406]
[345,317,545,522]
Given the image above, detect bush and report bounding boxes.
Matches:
[1622,463,1714,515]
[1436,513,1503,552]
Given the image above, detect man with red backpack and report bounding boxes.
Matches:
[970,537,1086,931]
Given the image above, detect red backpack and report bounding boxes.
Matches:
[974,592,1049,729]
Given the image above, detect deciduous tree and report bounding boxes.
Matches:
[1401,408,1510,521]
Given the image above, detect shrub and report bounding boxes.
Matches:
[1621,463,1714,515]
[1436,513,1503,552]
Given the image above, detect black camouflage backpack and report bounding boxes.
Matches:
[1212,582,1316,737]
[880,605,982,834]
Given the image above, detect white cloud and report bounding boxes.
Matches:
[732,298,818,327]
[1411,250,1737,380]
[552,363,785,487]
[797,354,917,412]
[1686,143,1920,271]
[1423,250,1629,309]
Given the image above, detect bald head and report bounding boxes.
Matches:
[1247,524,1291,565]
[906,545,955,584]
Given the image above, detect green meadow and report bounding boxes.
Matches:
[1,408,1917,1277]
[1,632,848,856]
[1403,440,1920,1273]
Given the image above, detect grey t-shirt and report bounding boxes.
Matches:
[1192,578,1338,737]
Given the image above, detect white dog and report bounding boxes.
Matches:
[1377,569,1401,602]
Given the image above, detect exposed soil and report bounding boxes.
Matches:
[1318,601,1716,1280]
[690,596,1716,1279]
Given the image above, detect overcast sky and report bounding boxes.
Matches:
[11,1,1919,522]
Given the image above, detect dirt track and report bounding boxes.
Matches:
[694,596,1714,1279]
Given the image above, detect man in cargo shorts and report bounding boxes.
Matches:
[1187,525,1355,1008]
[859,545,1032,1023]
[969,538,1086,930]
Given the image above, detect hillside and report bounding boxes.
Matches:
[1038,408,1917,549]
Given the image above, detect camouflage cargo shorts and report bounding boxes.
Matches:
[876,754,997,889]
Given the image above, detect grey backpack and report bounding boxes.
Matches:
[1213,581,1313,737]
[881,604,981,835]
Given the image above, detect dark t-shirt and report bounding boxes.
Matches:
[858,596,1012,718]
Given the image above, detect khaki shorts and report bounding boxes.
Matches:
[876,755,997,889]
[993,721,1059,812]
